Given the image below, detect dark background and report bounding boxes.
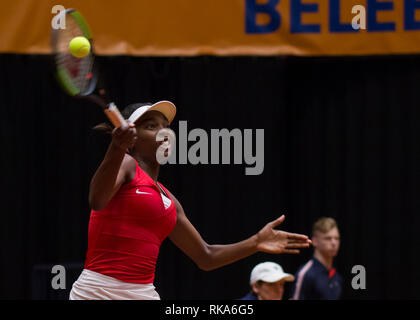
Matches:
[1,54,419,300]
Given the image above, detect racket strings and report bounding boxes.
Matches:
[54,15,94,94]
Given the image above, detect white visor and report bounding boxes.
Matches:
[128,100,176,124]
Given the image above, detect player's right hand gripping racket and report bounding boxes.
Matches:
[51,8,127,128]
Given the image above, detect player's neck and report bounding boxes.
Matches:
[314,251,333,270]
[133,155,160,181]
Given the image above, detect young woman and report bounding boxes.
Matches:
[69,101,311,300]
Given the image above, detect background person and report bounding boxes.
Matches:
[290,217,342,300]
[240,261,295,300]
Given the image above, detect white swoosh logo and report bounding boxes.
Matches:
[136,189,152,195]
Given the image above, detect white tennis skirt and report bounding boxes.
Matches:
[69,269,161,300]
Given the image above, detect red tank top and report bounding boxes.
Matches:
[84,161,177,284]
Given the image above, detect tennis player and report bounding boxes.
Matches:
[69,101,312,300]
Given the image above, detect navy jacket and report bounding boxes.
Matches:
[239,292,258,300]
[290,257,342,300]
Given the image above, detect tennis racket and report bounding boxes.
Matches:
[51,8,127,128]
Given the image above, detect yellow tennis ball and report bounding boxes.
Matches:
[69,36,91,58]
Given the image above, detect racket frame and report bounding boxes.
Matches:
[51,8,127,129]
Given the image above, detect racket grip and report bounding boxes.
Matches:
[104,103,128,129]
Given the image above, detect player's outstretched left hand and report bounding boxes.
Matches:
[255,215,312,254]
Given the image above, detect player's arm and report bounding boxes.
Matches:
[168,193,257,271]
[89,125,137,211]
[167,191,311,271]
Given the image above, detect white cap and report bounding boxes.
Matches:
[250,262,295,285]
[128,100,176,124]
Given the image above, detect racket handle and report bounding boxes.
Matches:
[104,103,127,128]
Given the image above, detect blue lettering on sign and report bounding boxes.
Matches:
[245,0,281,34]
[329,0,358,32]
[244,0,419,34]
[367,0,395,32]
[404,0,420,30]
[290,0,320,33]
